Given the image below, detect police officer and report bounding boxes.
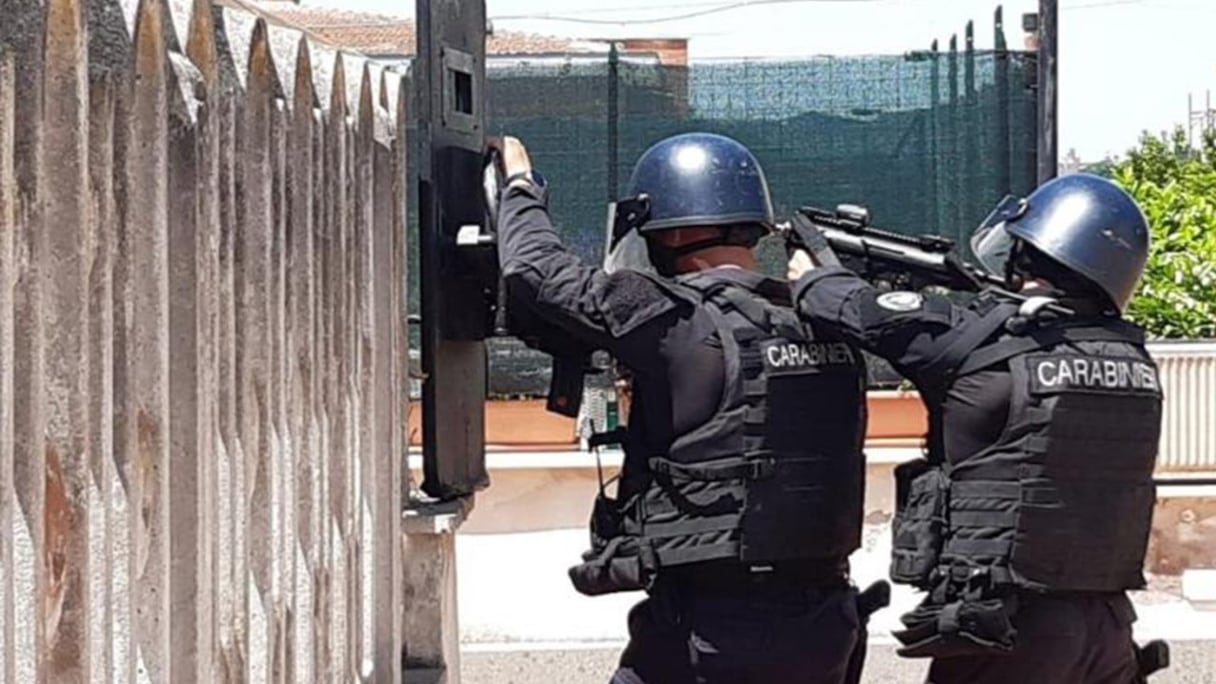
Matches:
[787,173,1164,684]
[493,132,877,684]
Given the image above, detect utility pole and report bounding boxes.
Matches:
[607,42,620,202]
[1037,0,1059,183]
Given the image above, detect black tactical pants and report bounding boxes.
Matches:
[609,582,861,684]
[926,592,1140,684]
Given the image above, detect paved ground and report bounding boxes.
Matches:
[457,525,1216,682]
[462,641,1216,684]
[457,528,1216,644]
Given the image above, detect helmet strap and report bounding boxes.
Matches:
[1004,239,1027,292]
[644,226,762,276]
[646,238,724,276]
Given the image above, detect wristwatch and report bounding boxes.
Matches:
[505,169,547,192]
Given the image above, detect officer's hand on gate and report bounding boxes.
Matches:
[495,136,533,182]
[787,248,817,281]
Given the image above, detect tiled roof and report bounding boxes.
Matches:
[250,3,597,57]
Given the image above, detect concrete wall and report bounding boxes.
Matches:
[0,0,409,680]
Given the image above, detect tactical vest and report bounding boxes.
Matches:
[569,273,867,596]
[891,304,1162,598]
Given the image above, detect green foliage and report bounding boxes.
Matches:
[1113,127,1216,339]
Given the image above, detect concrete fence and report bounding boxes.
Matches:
[0,0,409,680]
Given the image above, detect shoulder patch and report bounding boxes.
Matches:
[876,291,924,312]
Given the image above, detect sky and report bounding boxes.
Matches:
[307,0,1214,161]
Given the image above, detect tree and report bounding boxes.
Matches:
[1080,156,1118,179]
[1112,127,1216,339]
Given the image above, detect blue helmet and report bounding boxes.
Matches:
[625,132,775,234]
[970,173,1150,311]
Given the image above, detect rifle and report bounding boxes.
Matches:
[778,203,1079,321]
[779,204,1003,293]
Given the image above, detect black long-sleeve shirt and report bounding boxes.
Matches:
[792,266,1012,461]
[497,180,734,445]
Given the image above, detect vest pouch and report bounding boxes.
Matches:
[588,488,624,550]
[891,459,950,587]
[568,491,653,596]
[738,455,860,563]
[568,536,652,596]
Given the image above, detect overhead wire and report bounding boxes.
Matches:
[1064,0,1148,9]
[490,0,903,25]
[489,0,1185,25]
